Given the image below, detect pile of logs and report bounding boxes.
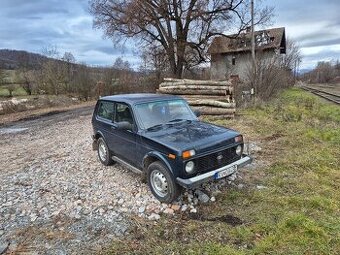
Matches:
[158,78,235,118]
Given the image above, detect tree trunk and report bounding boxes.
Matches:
[162,78,232,86]
[191,106,236,115]
[187,100,236,108]
[157,88,229,96]
[179,95,231,101]
[159,85,232,91]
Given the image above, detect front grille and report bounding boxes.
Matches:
[193,147,240,174]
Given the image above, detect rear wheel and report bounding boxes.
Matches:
[97,137,113,166]
[147,161,181,203]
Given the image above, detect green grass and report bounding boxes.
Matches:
[105,88,340,255]
[0,86,28,97]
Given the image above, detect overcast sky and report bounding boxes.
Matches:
[0,0,339,69]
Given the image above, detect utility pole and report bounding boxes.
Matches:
[251,0,256,96]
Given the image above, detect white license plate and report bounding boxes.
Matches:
[214,165,237,180]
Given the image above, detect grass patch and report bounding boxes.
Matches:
[105,88,340,255]
[0,85,28,97]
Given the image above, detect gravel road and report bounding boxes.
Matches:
[0,107,251,254]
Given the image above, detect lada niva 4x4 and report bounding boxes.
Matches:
[92,94,252,202]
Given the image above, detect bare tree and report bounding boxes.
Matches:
[0,69,6,85]
[112,57,135,89]
[139,44,170,82]
[61,52,76,93]
[280,38,302,81]
[247,53,292,100]
[15,51,34,95]
[89,0,273,78]
[40,46,68,95]
[315,62,336,83]
[74,64,94,100]
[0,70,16,97]
[243,38,302,101]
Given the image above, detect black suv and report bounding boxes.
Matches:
[92,94,252,203]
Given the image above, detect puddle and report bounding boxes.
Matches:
[0,127,29,135]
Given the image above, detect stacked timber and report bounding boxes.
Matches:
[158,78,235,118]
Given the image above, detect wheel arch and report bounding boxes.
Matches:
[142,151,174,175]
[92,131,106,150]
[94,130,105,140]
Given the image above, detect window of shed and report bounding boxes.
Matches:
[232,56,236,65]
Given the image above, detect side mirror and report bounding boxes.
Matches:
[194,110,201,117]
[116,121,133,131]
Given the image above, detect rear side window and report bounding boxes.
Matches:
[97,101,114,121]
[115,103,133,124]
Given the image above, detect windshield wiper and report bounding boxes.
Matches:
[168,118,187,123]
[146,123,165,131]
[147,119,192,131]
[167,118,192,124]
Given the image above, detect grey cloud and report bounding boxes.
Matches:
[301,48,340,68]
[301,38,340,48]
[303,48,340,59]
[93,45,121,55]
[0,0,339,68]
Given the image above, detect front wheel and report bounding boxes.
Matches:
[147,161,181,203]
[97,137,113,166]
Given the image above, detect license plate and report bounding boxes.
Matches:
[214,165,237,180]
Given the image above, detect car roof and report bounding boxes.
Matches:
[99,93,183,105]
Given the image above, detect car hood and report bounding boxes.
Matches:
[142,120,239,154]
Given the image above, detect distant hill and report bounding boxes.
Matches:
[0,49,49,69]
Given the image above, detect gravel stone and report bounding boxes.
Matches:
[180,205,187,212]
[227,173,237,181]
[190,208,197,213]
[171,204,181,211]
[163,208,174,214]
[0,241,9,254]
[138,206,146,213]
[237,183,244,189]
[148,213,161,221]
[195,190,210,203]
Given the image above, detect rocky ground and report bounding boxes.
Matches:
[0,107,259,254]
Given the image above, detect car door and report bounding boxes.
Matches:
[95,100,115,148]
[109,102,138,166]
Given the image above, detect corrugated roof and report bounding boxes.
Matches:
[208,27,285,54]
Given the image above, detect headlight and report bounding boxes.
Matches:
[185,161,195,173]
[235,145,242,155]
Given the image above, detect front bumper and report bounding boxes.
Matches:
[176,154,252,189]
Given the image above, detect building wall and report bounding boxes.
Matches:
[210,50,277,81]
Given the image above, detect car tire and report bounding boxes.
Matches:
[97,137,113,166]
[147,161,181,203]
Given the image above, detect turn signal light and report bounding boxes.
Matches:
[168,154,176,159]
[182,150,195,159]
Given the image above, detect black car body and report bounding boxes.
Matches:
[92,93,252,202]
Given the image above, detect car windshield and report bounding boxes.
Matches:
[135,99,197,130]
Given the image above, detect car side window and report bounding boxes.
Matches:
[97,101,114,121]
[115,103,133,124]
